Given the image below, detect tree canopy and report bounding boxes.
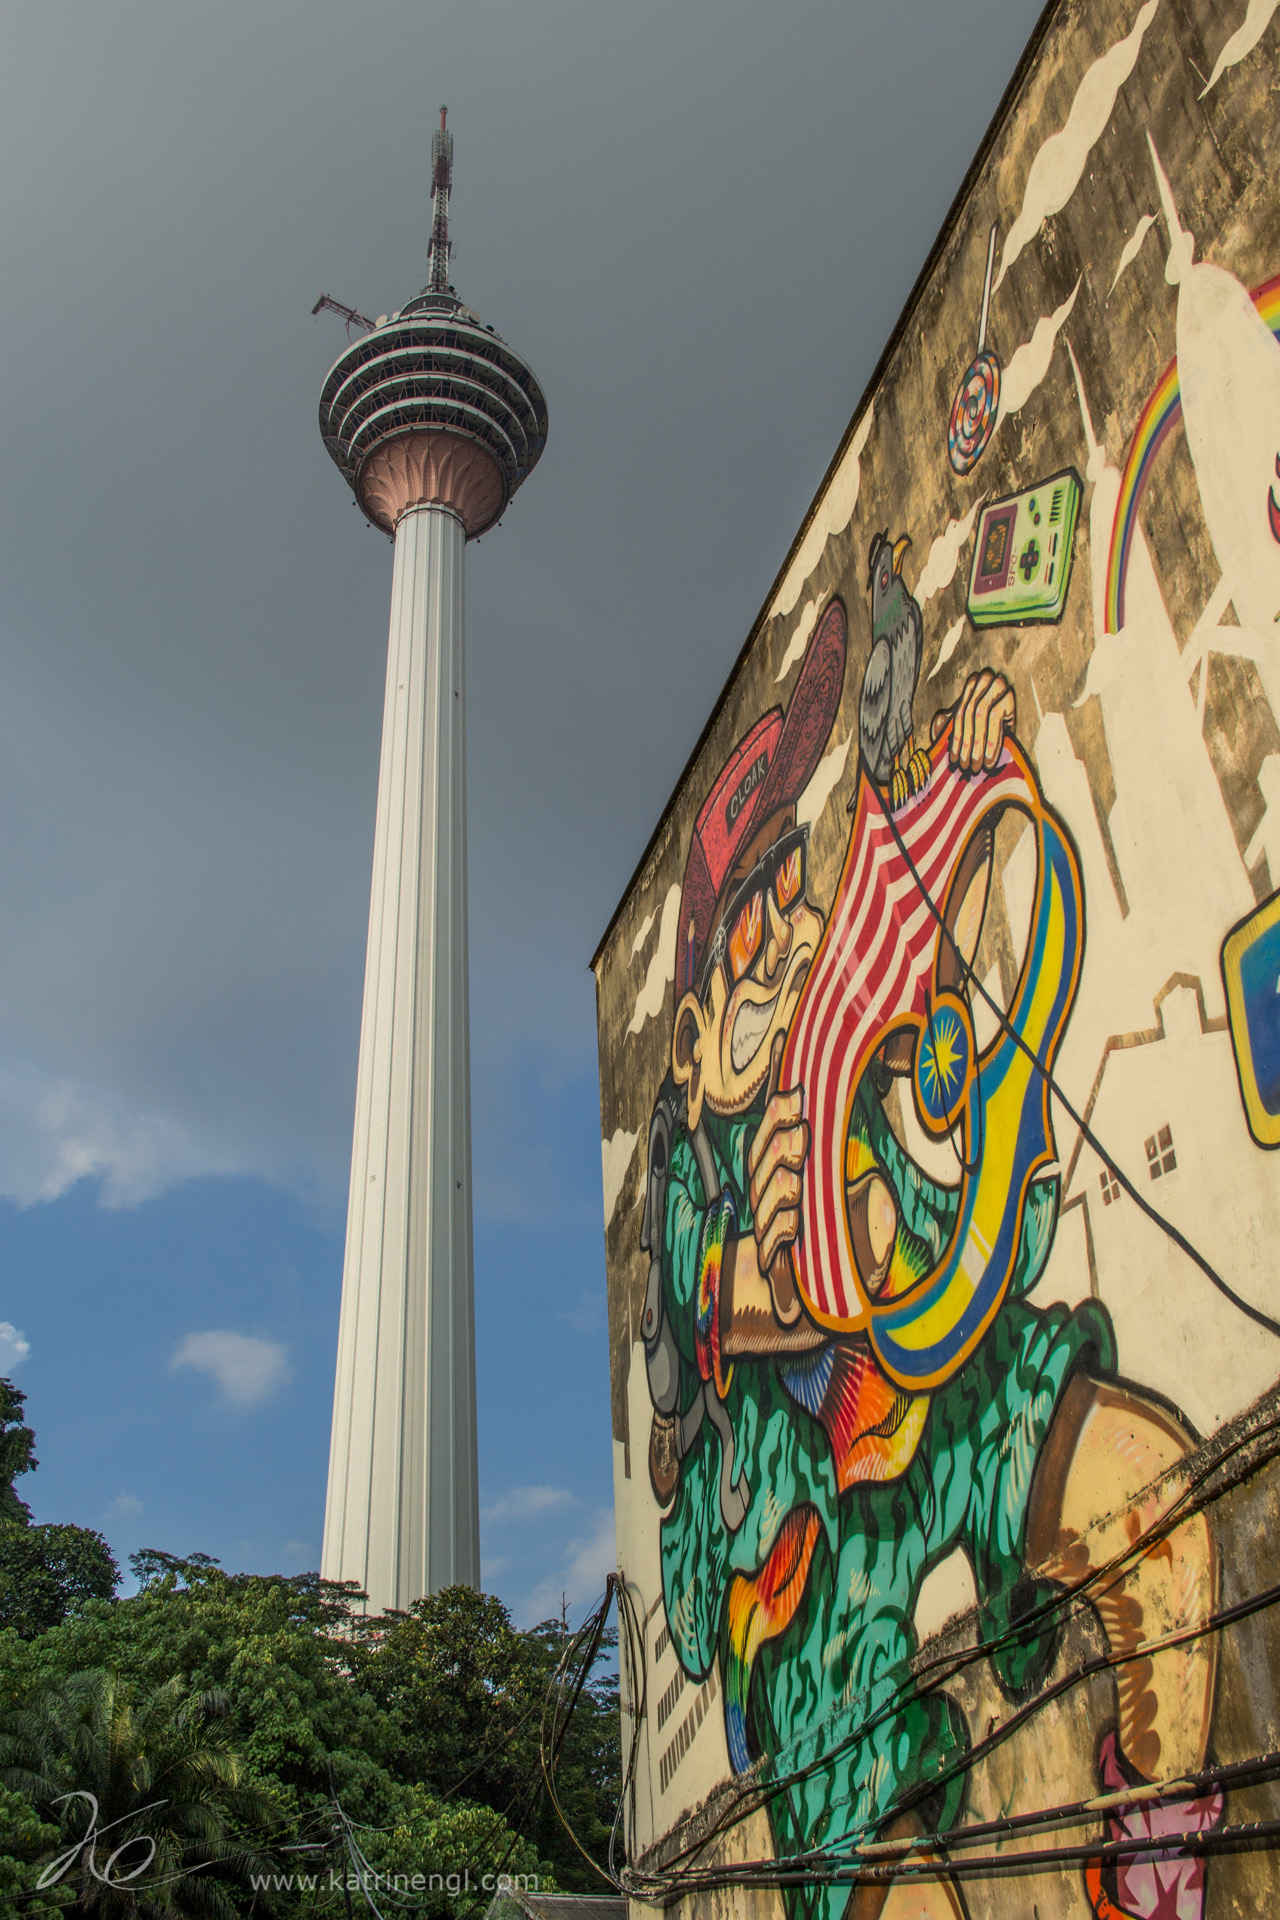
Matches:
[0,1384,36,1527]
[0,1381,621,1917]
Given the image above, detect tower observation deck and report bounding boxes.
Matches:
[318,110,547,1612]
[317,288,548,539]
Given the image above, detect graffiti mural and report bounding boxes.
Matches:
[641,575,1217,1920]
[595,4,1280,1916]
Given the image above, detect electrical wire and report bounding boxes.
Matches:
[625,1568,1280,1896]
[456,1593,619,1896]
[596,1415,1280,1896]
[619,1402,1280,1893]
[609,1575,648,1882]
[813,1744,1280,1866]
[630,1812,1280,1895]
[535,1587,622,1890]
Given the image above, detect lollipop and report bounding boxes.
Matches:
[948,223,1001,476]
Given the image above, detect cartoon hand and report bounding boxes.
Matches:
[747,1035,810,1286]
[932,669,1016,772]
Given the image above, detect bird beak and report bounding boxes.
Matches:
[892,535,912,576]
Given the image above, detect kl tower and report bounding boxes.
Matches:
[316,110,548,1611]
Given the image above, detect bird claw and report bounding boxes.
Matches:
[908,746,932,795]
[890,766,910,810]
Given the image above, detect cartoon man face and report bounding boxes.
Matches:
[667,602,848,1135]
[673,803,823,1128]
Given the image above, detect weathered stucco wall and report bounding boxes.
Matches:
[591,2,1280,1914]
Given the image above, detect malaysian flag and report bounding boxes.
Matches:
[780,728,1083,1388]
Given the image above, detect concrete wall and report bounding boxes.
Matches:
[591,2,1280,1912]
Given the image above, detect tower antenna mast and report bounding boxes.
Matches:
[427,106,453,293]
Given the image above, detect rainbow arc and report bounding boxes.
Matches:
[1104,272,1280,633]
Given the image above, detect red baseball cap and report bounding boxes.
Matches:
[675,598,846,1000]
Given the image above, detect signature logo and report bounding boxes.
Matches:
[37,1791,195,1893]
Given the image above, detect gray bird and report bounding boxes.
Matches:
[859,531,930,808]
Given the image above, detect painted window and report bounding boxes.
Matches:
[1145,1126,1177,1181]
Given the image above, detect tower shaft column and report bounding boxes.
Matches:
[322,501,479,1610]
[317,112,545,1612]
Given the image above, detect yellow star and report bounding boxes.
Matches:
[923,1013,964,1107]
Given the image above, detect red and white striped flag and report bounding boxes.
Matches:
[781,733,1036,1332]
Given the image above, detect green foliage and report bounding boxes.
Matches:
[0,1669,279,1916]
[0,1782,70,1919]
[351,1588,620,1892]
[356,1788,547,1920]
[0,1376,121,1645]
[0,1556,407,1840]
[0,1526,120,1642]
[0,1383,621,1914]
[0,1384,36,1527]
[0,1567,619,1910]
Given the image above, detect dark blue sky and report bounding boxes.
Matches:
[0,0,1044,1622]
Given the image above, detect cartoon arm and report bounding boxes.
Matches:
[725,1043,825,1355]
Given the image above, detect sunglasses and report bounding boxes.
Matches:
[700,827,809,1000]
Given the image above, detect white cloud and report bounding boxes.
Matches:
[281,1539,313,1568]
[601,1126,640,1228]
[518,1508,618,1628]
[0,1322,30,1369]
[170,1330,291,1406]
[481,1485,578,1527]
[559,1288,605,1335]
[0,1057,247,1210]
[995,0,1159,291]
[626,884,681,1037]
[106,1492,143,1518]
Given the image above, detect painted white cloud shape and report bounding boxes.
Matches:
[1108,212,1157,296]
[775,598,820,683]
[1201,0,1278,95]
[170,1330,290,1406]
[602,1125,640,1228]
[915,502,982,610]
[0,1321,30,1370]
[630,910,655,960]
[998,279,1081,421]
[770,406,875,622]
[797,733,853,831]
[995,0,1159,292]
[927,617,969,684]
[626,883,681,1037]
